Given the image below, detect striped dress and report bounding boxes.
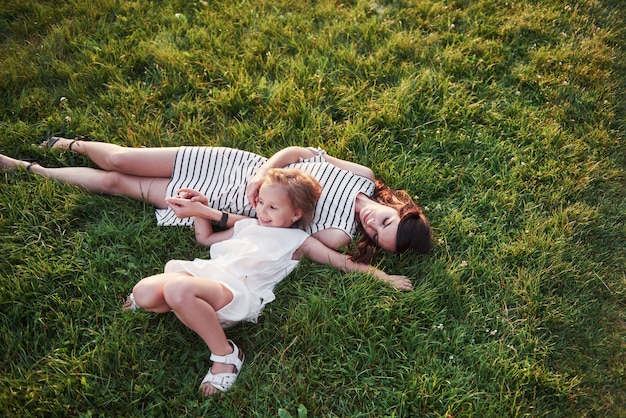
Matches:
[155,147,375,239]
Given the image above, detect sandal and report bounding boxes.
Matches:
[122,293,141,311]
[200,340,245,393]
[40,135,88,151]
[39,136,64,149]
[26,161,39,171]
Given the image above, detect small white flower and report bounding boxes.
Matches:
[64,116,72,122]
[449,355,454,360]
[460,260,468,268]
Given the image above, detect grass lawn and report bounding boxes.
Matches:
[1,0,624,416]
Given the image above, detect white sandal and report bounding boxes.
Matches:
[200,340,245,393]
[123,293,141,311]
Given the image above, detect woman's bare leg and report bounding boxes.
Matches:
[47,137,179,177]
[1,153,170,208]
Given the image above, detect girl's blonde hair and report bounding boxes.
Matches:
[263,168,322,226]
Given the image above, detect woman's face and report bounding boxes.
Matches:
[256,182,301,228]
[358,201,400,252]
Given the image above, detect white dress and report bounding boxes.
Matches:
[164,219,309,327]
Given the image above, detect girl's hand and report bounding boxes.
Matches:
[166,196,207,218]
[176,188,208,205]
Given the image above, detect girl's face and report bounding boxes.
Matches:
[256,182,302,228]
[358,201,400,252]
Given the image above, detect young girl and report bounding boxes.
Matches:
[124,168,322,396]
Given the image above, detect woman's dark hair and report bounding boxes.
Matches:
[351,179,432,264]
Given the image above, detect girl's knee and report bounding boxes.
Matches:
[162,276,193,308]
[131,282,160,310]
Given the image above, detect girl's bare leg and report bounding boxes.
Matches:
[1,154,170,208]
[132,273,240,396]
[47,137,179,177]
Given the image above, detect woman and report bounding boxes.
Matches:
[1,137,432,288]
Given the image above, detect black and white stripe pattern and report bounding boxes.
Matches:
[155,147,375,238]
[156,147,265,226]
[289,161,374,236]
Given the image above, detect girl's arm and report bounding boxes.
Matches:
[166,189,251,228]
[246,146,375,205]
[193,216,234,246]
[294,236,414,291]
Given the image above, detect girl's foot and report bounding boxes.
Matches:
[122,294,141,311]
[200,340,245,396]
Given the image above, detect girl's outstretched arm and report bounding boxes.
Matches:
[294,236,414,291]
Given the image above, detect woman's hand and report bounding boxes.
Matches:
[245,172,266,207]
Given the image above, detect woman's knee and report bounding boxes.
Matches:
[98,171,128,194]
[106,149,136,172]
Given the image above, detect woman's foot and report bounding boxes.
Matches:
[200,340,245,396]
[40,136,76,151]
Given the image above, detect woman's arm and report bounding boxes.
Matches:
[246,146,375,204]
[295,236,414,291]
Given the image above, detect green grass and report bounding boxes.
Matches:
[1,0,624,416]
